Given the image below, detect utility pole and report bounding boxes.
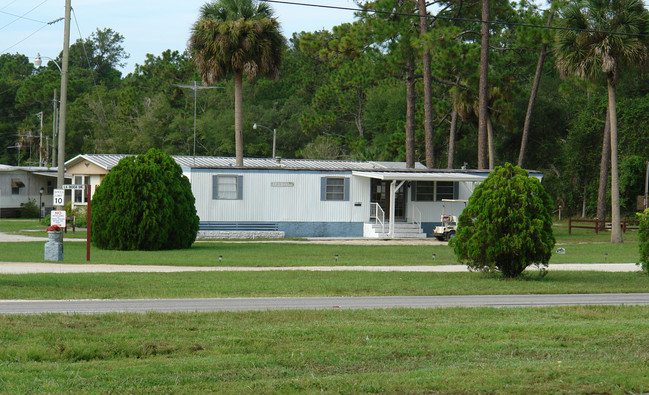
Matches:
[174,81,224,165]
[57,0,71,195]
[52,89,58,167]
[35,112,43,166]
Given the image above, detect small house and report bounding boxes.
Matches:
[0,165,68,218]
[65,154,541,238]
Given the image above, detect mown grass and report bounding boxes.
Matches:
[1,219,643,265]
[0,218,86,238]
[0,239,641,266]
[0,271,646,300]
[1,306,648,393]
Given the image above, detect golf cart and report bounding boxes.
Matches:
[431,200,466,241]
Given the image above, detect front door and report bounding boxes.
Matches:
[371,179,405,221]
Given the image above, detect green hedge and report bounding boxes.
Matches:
[90,149,199,250]
[452,163,555,278]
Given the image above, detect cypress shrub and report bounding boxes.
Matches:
[452,163,555,278]
[91,149,199,250]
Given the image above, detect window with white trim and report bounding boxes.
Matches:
[321,177,349,201]
[326,178,345,201]
[213,175,242,200]
[73,175,90,203]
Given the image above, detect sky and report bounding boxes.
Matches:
[0,0,359,75]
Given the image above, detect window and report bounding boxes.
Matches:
[435,181,455,201]
[73,176,90,203]
[413,181,435,201]
[11,179,24,195]
[412,181,456,201]
[321,177,349,201]
[213,175,242,200]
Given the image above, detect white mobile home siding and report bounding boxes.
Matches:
[405,180,477,223]
[191,169,372,223]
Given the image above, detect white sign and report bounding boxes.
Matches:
[63,184,85,190]
[53,189,65,206]
[271,182,294,188]
[51,210,66,228]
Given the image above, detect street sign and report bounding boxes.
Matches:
[53,189,64,206]
[63,184,85,190]
[51,210,66,227]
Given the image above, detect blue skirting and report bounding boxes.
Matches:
[199,221,364,238]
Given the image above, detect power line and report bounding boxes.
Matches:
[0,0,50,31]
[1,22,49,53]
[71,7,113,138]
[0,9,46,24]
[261,0,649,38]
[0,0,20,11]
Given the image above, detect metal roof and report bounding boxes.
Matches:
[352,171,491,182]
[66,154,427,171]
[64,154,544,179]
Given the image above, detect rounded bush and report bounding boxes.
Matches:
[91,149,199,250]
[452,163,555,278]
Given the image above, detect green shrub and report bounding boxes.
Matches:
[72,207,87,228]
[452,163,555,278]
[20,199,40,218]
[91,149,199,250]
[638,209,649,273]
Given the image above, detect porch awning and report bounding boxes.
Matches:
[11,179,25,188]
[352,171,489,182]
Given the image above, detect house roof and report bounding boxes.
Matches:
[0,165,68,178]
[65,154,428,172]
[64,154,543,178]
[0,164,61,172]
[352,171,492,182]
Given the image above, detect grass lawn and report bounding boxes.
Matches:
[0,270,647,300]
[0,218,86,238]
[1,306,648,393]
[0,219,643,265]
[0,237,641,266]
[1,222,648,393]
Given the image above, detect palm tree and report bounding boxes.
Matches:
[189,0,285,167]
[555,0,649,244]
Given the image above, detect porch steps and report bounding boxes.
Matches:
[363,222,427,239]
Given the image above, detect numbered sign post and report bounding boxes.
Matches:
[53,189,64,207]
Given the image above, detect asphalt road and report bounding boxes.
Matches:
[2,293,649,314]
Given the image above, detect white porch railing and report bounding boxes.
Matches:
[370,202,385,234]
[411,205,422,228]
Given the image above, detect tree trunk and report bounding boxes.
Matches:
[419,0,434,168]
[607,76,622,243]
[597,107,611,221]
[477,0,490,169]
[234,72,244,167]
[356,88,364,137]
[517,9,554,168]
[448,106,458,169]
[405,57,416,169]
[487,115,494,169]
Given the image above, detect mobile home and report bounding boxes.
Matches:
[66,154,537,238]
